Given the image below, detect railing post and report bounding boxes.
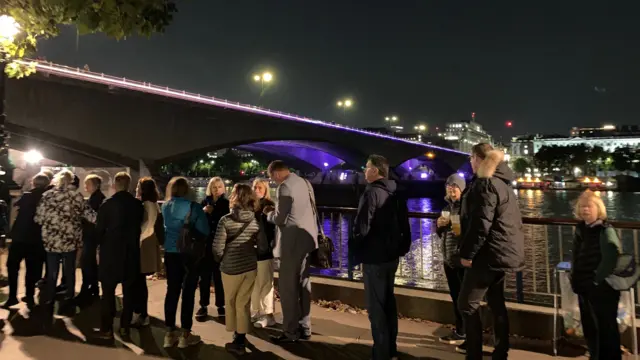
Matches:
[347,215,354,280]
[516,271,524,303]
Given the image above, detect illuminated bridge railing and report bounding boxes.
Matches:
[314,206,640,308]
[24,60,467,155]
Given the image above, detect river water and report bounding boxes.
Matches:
[194,187,640,305]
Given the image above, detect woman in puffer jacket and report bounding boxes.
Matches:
[436,174,467,345]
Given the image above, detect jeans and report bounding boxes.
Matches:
[458,268,509,360]
[197,251,225,309]
[133,273,149,318]
[80,240,99,296]
[45,251,76,303]
[444,265,466,335]
[578,284,621,360]
[6,242,44,301]
[101,277,135,332]
[164,252,199,331]
[363,259,399,360]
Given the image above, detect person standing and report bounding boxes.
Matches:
[2,173,49,309]
[571,190,622,360]
[436,174,467,345]
[162,177,209,348]
[196,176,229,321]
[264,160,318,343]
[457,143,525,359]
[251,178,276,328]
[95,172,144,338]
[351,155,410,360]
[35,170,97,315]
[131,177,163,327]
[213,183,268,356]
[76,174,105,305]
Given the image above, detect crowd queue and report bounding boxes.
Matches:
[1,143,628,360]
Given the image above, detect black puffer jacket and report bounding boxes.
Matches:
[437,197,462,268]
[201,195,230,245]
[459,150,525,271]
[11,187,47,244]
[256,197,276,261]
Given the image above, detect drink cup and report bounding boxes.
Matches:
[451,215,461,236]
[441,210,451,220]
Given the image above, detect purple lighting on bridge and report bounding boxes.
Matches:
[27,61,471,155]
[238,141,344,170]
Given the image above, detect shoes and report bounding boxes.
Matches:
[178,331,202,348]
[195,306,208,322]
[131,313,150,327]
[455,341,467,354]
[439,331,466,345]
[56,300,76,316]
[95,330,114,340]
[119,327,131,338]
[217,307,225,317]
[225,342,247,355]
[55,284,67,294]
[253,314,277,328]
[271,334,299,344]
[299,327,311,341]
[1,297,18,309]
[163,330,179,348]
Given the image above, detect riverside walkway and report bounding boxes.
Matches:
[0,261,587,360]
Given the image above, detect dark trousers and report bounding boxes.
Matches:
[197,252,225,309]
[578,284,621,360]
[101,277,135,332]
[6,242,44,301]
[133,273,149,318]
[444,265,466,335]
[45,251,76,302]
[279,250,312,339]
[164,252,199,331]
[80,240,99,295]
[363,259,399,360]
[458,268,509,360]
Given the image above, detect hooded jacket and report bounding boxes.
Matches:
[352,179,408,264]
[459,150,525,271]
[213,207,261,275]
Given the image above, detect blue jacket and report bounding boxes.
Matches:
[162,197,210,253]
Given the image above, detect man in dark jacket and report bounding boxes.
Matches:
[2,173,50,309]
[457,143,525,359]
[76,174,105,304]
[95,172,144,339]
[436,174,466,345]
[352,154,410,360]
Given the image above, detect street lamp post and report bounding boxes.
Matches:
[0,15,20,192]
[336,98,353,117]
[253,71,273,102]
[384,115,399,129]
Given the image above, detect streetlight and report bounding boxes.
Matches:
[24,149,43,165]
[0,15,20,191]
[336,98,353,117]
[414,124,427,133]
[253,71,274,99]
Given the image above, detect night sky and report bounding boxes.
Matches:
[37,1,640,141]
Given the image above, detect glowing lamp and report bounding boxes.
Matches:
[24,149,43,164]
[323,162,329,167]
[420,173,427,179]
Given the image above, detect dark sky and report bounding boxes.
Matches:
[37,1,640,141]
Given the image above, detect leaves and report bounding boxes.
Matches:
[0,0,178,77]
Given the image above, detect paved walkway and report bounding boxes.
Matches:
[0,262,589,359]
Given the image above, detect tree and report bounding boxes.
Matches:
[612,147,634,172]
[511,157,529,175]
[1,0,178,77]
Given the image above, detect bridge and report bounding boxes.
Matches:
[5,61,468,178]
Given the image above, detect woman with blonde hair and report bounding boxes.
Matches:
[213,183,269,356]
[570,190,622,360]
[161,177,209,348]
[196,176,230,321]
[250,178,277,328]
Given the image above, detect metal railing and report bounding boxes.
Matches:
[313,206,640,308]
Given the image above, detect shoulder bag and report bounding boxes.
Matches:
[304,180,335,269]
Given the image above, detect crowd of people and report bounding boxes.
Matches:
[1,144,628,360]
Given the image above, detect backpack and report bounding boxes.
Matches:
[176,202,207,261]
[389,193,411,257]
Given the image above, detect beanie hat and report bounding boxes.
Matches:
[445,174,466,192]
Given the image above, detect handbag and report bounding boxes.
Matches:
[304,180,335,269]
[176,202,207,261]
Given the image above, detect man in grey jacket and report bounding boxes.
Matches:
[265,161,318,343]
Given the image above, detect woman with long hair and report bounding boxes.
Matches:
[213,183,264,356]
[161,177,209,348]
[131,177,163,327]
[250,178,277,328]
[196,176,230,321]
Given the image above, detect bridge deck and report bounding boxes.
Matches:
[0,257,584,360]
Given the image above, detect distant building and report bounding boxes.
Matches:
[438,120,493,153]
[570,124,640,138]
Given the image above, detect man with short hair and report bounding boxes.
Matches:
[77,174,105,304]
[457,143,525,359]
[351,155,410,360]
[264,160,318,343]
[95,172,144,338]
[2,174,50,309]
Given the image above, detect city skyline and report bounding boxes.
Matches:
[35,1,640,139]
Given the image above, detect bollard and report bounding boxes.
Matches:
[516,271,524,303]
